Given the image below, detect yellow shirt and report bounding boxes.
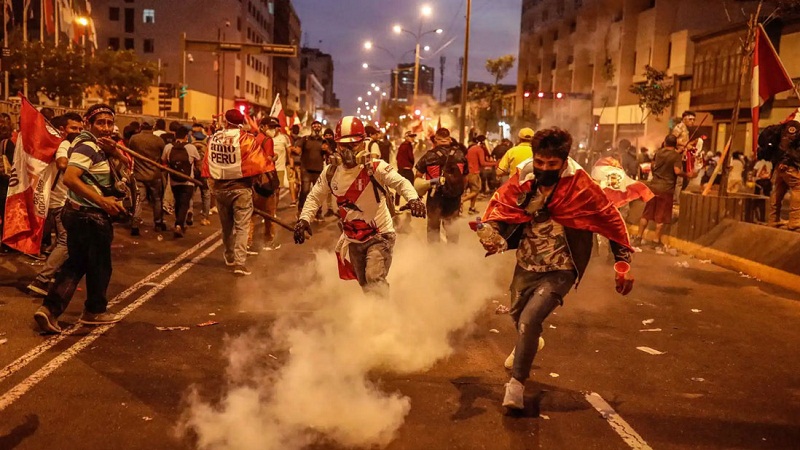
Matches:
[497,142,532,176]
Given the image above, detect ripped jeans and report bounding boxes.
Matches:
[508,266,576,382]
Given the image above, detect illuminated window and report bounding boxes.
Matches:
[143,9,155,24]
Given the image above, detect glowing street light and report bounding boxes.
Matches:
[435,28,443,34]
[423,45,431,52]
[362,62,369,69]
[75,16,89,26]
[364,41,373,50]
[374,86,380,91]
[367,91,372,96]
[393,24,402,34]
[421,5,433,16]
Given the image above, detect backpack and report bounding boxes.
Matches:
[436,147,466,198]
[168,142,193,177]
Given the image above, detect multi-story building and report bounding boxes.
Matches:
[516,0,763,151]
[272,0,301,113]
[391,63,435,102]
[301,47,339,108]
[91,0,279,119]
[300,47,341,124]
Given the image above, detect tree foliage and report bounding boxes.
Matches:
[485,55,516,85]
[6,34,158,106]
[628,65,674,121]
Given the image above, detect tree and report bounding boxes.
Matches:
[485,55,516,85]
[91,50,159,105]
[628,65,675,122]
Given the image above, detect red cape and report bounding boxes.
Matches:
[483,158,631,249]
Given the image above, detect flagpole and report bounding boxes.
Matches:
[54,0,58,46]
[3,0,8,99]
[719,3,762,196]
[22,0,30,98]
[39,0,44,42]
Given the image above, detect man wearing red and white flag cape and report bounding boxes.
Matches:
[2,96,63,255]
[474,128,634,411]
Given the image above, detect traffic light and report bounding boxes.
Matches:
[234,98,250,116]
[179,84,188,99]
[556,92,564,99]
[523,91,531,98]
[532,91,591,100]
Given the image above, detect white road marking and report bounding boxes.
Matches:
[585,392,653,450]
[0,231,221,385]
[0,240,222,412]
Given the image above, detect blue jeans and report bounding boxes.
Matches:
[508,266,576,382]
[36,207,69,283]
[214,188,253,266]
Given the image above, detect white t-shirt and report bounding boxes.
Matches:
[299,160,418,243]
[162,142,201,186]
[754,160,773,180]
[272,132,290,172]
[48,140,71,209]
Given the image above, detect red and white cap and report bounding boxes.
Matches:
[334,116,366,143]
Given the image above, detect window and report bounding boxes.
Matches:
[108,37,119,50]
[124,38,134,50]
[632,51,637,73]
[570,21,577,33]
[237,17,241,31]
[666,42,672,68]
[124,8,134,33]
[236,75,240,90]
[143,9,155,24]
[143,38,154,53]
[679,77,692,92]
[269,1,274,15]
[553,30,558,41]
[109,7,120,21]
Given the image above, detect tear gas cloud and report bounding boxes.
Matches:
[179,229,507,449]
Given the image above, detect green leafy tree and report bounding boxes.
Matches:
[468,55,516,133]
[629,65,675,122]
[90,50,159,105]
[485,55,516,85]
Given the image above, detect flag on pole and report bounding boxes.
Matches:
[2,96,63,255]
[751,24,795,153]
[57,0,75,42]
[291,112,300,127]
[44,0,55,35]
[3,0,13,29]
[269,94,287,129]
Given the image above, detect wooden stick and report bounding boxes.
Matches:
[115,142,203,187]
[253,208,295,232]
[702,137,733,196]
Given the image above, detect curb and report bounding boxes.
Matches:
[629,226,800,296]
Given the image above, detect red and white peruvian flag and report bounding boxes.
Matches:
[752,24,795,153]
[269,93,288,129]
[590,157,654,208]
[2,96,63,254]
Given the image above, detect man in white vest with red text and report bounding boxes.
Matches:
[203,109,272,276]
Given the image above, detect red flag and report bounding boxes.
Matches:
[269,94,287,129]
[2,96,63,254]
[44,0,55,35]
[751,24,795,153]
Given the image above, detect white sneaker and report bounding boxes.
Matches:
[262,242,281,251]
[503,337,544,370]
[503,377,525,409]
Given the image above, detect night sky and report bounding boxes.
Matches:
[293,0,522,114]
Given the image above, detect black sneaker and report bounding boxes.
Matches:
[155,222,168,232]
[186,212,194,226]
[223,254,235,266]
[27,279,49,296]
[34,306,62,334]
[233,265,252,276]
[79,311,122,325]
[174,225,184,238]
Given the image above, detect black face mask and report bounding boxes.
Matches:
[65,132,81,142]
[533,167,561,187]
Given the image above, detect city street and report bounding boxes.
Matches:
[1,197,798,450]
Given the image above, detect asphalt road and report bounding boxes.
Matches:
[1,195,799,450]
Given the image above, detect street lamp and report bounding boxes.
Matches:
[362,62,369,69]
[392,7,444,105]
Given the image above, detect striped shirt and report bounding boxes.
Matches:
[68,140,113,209]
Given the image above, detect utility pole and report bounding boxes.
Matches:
[459,0,472,144]
[439,55,446,102]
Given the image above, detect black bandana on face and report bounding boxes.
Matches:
[533,167,561,187]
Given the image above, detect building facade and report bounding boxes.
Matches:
[272,0,301,112]
[516,0,763,151]
[92,0,283,119]
[391,63,435,102]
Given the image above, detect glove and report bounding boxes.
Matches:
[613,261,634,296]
[293,219,312,244]
[407,198,427,218]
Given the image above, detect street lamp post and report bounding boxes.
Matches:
[393,6,442,106]
[459,0,472,144]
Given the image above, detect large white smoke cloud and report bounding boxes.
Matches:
[179,227,509,449]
